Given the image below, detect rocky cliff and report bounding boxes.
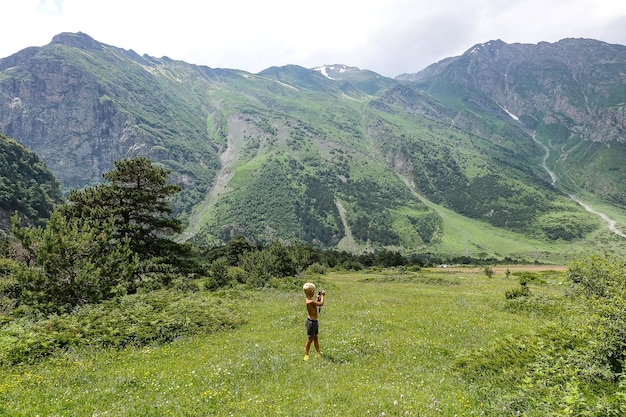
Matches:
[0,32,222,208]
[401,38,626,143]
[399,38,626,204]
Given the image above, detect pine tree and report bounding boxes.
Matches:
[12,212,137,313]
[61,158,182,259]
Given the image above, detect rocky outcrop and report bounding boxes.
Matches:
[0,36,152,188]
[405,38,626,143]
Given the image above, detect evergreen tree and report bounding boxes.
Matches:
[61,158,182,259]
[12,212,137,313]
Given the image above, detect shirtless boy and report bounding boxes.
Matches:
[303,282,325,360]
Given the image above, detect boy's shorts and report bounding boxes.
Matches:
[305,318,318,336]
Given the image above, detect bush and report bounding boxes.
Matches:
[462,254,626,416]
[502,294,566,317]
[505,274,531,299]
[227,266,247,284]
[340,259,364,271]
[237,241,320,287]
[505,282,530,299]
[0,258,21,305]
[0,289,246,366]
[512,271,547,285]
[567,254,624,298]
[305,262,328,275]
[209,257,230,288]
[12,213,138,314]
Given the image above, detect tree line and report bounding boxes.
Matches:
[1,157,512,317]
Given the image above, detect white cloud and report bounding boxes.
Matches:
[1,0,625,77]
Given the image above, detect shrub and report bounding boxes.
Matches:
[502,294,567,317]
[463,254,626,415]
[340,259,364,271]
[484,266,494,278]
[227,266,247,284]
[505,282,530,299]
[237,241,320,287]
[12,213,138,314]
[0,258,21,303]
[209,257,230,288]
[0,289,245,366]
[567,254,625,298]
[305,262,328,275]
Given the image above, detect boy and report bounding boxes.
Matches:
[303,282,325,360]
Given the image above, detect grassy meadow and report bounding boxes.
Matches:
[1,267,567,416]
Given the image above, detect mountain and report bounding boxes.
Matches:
[0,133,62,232]
[1,32,625,261]
[399,38,626,205]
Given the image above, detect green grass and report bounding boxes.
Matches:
[0,268,565,416]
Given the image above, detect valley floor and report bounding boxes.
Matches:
[0,267,566,416]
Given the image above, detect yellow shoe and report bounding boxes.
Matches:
[304,355,310,361]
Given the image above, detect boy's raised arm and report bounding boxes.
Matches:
[316,291,325,306]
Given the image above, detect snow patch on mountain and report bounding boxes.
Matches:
[313,64,354,79]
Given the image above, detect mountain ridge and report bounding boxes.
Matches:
[1,32,625,261]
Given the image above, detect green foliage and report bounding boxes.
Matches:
[3,157,190,316]
[557,140,626,207]
[208,257,230,289]
[205,236,256,265]
[61,157,182,259]
[237,241,318,287]
[0,133,63,228]
[504,280,530,299]
[11,212,138,314]
[567,254,626,375]
[536,211,598,240]
[502,294,567,317]
[407,211,442,244]
[0,289,245,366]
[460,254,626,415]
[0,258,21,314]
[484,266,494,278]
[305,262,328,275]
[205,157,344,247]
[566,253,625,298]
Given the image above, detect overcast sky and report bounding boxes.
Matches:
[3,0,626,77]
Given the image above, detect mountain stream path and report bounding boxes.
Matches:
[532,132,626,239]
[179,120,239,242]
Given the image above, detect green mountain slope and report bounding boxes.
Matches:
[1,33,625,260]
[404,38,626,208]
[0,133,63,232]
